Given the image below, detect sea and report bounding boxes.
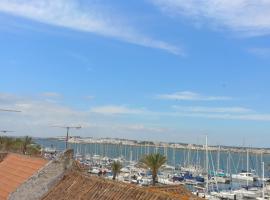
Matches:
[34,138,270,178]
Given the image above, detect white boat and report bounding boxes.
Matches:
[75,153,83,161]
[162,164,175,171]
[137,177,151,186]
[233,149,259,182]
[211,169,231,184]
[92,154,101,160]
[242,191,260,199]
[256,195,270,200]
[43,147,57,153]
[120,167,130,173]
[216,191,243,200]
[239,187,261,199]
[193,191,207,198]
[88,167,100,174]
[101,156,110,161]
[181,165,203,175]
[85,154,91,161]
[210,176,231,184]
[158,176,179,185]
[113,156,125,163]
[193,191,219,200]
[232,172,258,181]
[257,162,269,200]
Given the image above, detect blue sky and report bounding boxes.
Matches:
[0,0,270,147]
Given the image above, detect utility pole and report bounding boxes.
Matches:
[52,126,81,149]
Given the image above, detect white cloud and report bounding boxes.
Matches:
[176,112,270,122]
[0,93,167,138]
[3,92,270,144]
[151,0,270,36]
[112,124,168,133]
[0,0,182,55]
[172,106,252,113]
[157,91,231,101]
[85,95,95,100]
[41,92,62,98]
[170,105,270,122]
[90,105,146,115]
[248,48,270,58]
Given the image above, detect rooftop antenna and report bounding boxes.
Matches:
[52,125,81,149]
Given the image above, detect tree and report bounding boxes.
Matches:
[22,136,32,154]
[140,153,166,186]
[4,137,14,151]
[111,160,122,180]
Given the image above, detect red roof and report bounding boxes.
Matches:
[42,171,202,200]
[0,153,47,199]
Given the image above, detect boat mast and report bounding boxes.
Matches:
[246,148,249,187]
[187,145,190,166]
[228,150,232,192]
[262,161,265,199]
[136,146,139,161]
[205,135,209,194]
[129,150,133,183]
[217,145,220,172]
[226,151,229,175]
[196,147,199,168]
[164,145,168,161]
[173,146,176,168]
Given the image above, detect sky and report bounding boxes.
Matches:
[0,0,270,147]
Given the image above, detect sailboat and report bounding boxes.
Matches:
[232,149,259,182]
[236,149,261,199]
[210,146,231,184]
[232,171,258,182]
[256,162,269,200]
[193,136,210,198]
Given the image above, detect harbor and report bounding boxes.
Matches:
[37,136,270,199]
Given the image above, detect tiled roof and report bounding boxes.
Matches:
[0,153,47,199]
[42,171,202,200]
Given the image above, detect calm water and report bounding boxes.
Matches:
[35,138,270,177]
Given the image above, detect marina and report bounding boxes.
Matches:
[37,137,270,199]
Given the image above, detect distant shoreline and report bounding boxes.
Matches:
[34,136,270,154]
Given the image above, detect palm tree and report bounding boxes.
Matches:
[140,153,166,186]
[22,136,32,154]
[111,160,122,180]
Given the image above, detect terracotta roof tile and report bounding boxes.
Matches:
[0,153,47,200]
[42,171,202,200]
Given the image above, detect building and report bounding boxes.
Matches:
[0,153,47,199]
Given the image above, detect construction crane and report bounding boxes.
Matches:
[52,126,81,149]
